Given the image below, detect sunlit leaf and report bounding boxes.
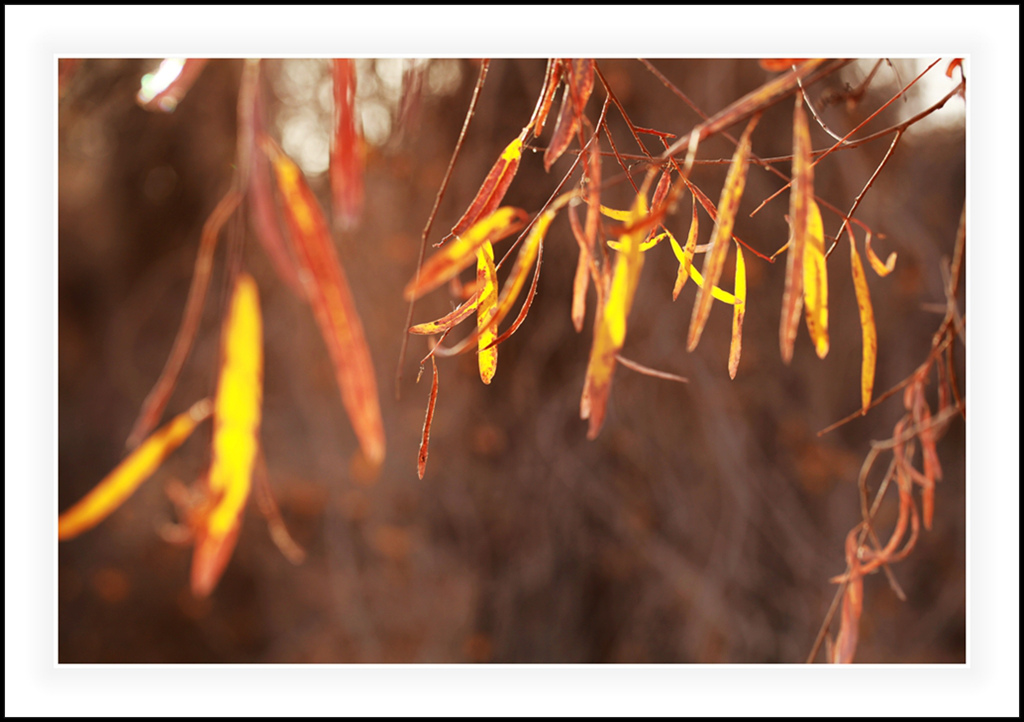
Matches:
[476,241,499,384]
[409,293,480,335]
[848,228,877,413]
[865,233,897,276]
[405,207,527,301]
[581,191,647,438]
[729,244,747,379]
[495,208,554,327]
[137,58,209,113]
[58,399,212,541]
[572,139,602,332]
[781,95,812,364]
[262,136,386,469]
[417,357,439,480]
[331,59,364,230]
[445,132,526,243]
[544,59,595,171]
[687,114,758,351]
[803,199,829,359]
[672,195,699,300]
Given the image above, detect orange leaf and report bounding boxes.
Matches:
[417,357,439,480]
[127,190,241,448]
[759,58,809,72]
[781,94,812,364]
[687,114,758,351]
[848,227,877,413]
[476,241,499,384]
[945,58,964,78]
[581,191,647,438]
[331,59,364,230]
[405,207,527,301]
[136,58,209,113]
[802,199,830,359]
[190,272,263,598]
[532,59,563,137]
[445,132,526,243]
[544,59,595,171]
[832,529,864,664]
[728,244,747,379]
[572,137,602,332]
[865,233,897,276]
[262,137,386,470]
[58,399,212,541]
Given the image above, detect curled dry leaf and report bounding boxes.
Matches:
[728,243,747,379]
[687,114,758,352]
[848,227,877,413]
[533,59,563,137]
[331,59,365,230]
[405,207,527,301]
[803,199,830,359]
[191,272,263,598]
[58,399,213,541]
[781,94,812,364]
[262,136,386,470]
[417,357,439,479]
[544,59,595,171]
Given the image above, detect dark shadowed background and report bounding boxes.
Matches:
[57,58,965,663]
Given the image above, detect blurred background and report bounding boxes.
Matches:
[57,58,965,663]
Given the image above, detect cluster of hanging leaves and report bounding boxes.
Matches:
[58,59,382,597]
[403,57,965,663]
[59,58,965,660]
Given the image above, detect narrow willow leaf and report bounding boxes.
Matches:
[476,240,499,384]
[544,59,595,171]
[404,206,527,301]
[759,58,809,72]
[672,196,699,300]
[682,177,754,253]
[191,272,263,598]
[533,59,562,137]
[417,358,439,479]
[137,58,209,112]
[848,228,877,413]
[409,293,480,335]
[687,115,758,351]
[446,132,526,242]
[728,244,747,379]
[607,233,668,253]
[781,95,812,364]
[58,399,212,541]
[262,137,386,469]
[331,59,364,230]
[667,225,737,304]
[865,234,897,276]
[581,192,647,438]
[496,209,553,327]
[803,200,830,359]
[127,190,241,448]
[572,138,602,332]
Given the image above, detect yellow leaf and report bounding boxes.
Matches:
[803,200,830,359]
[781,95,812,364]
[476,240,499,384]
[192,272,263,597]
[729,244,747,379]
[58,399,212,541]
[581,192,647,438]
[688,115,758,351]
[409,294,480,335]
[849,229,877,413]
[671,196,699,300]
[404,207,527,301]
